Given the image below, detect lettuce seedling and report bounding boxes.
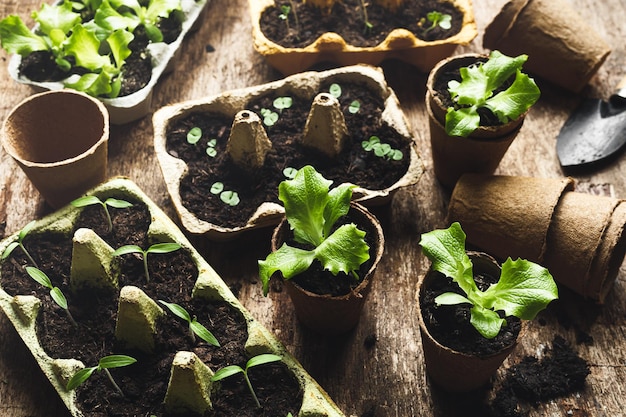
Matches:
[211,353,282,408]
[1,220,38,268]
[445,50,540,137]
[420,11,451,36]
[258,165,370,296]
[158,300,220,346]
[71,195,134,232]
[66,354,137,396]
[113,242,182,282]
[26,266,77,327]
[419,222,558,339]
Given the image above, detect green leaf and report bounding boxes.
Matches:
[50,287,68,310]
[220,190,240,206]
[94,0,138,32]
[348,100,360,114]
[482,50,528,94]
[147,242,181,254]
[143,23,163,43]
[2,241,19,260]
[0,15,48,55]
[210,182,224,194]
[105,197,133,209]
[20,221,37,240]
[485,70,540,123]
[419,222,477,296]
[106,29,133,69]
[33,1,81,36]
[211,365,243,381]
[246,353,282,369]
[98,354,137,369]
[112,244,143,256]
[434,292,471,306]
[71,195,102,207]
[323,183,355,238]
[444,106,481,137]
[186,127,202,144]
[279,165,332,246]
[470,305,506,339]
[65,70,114,98]
[484,257,558,320]
[66,366,96,390]
[329,83,342,98]
[25,266,53,289]
[315,224,369,276]
[448,65,489,106]
[273,96,293,110]
[190,320,220,347]
[258,244,316,296]
[145,0,181,22]
[65,24,111,70]
[159,300,192,322]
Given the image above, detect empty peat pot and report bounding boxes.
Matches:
[1,89,109,209]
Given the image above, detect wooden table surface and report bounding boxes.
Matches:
[1,0,625,416]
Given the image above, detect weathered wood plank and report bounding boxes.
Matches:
[1,0,625,416]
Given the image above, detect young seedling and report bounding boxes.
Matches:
[211,354,282,408]
[1,220,38,268]
[258,165,370,296]
[66,354,137,396]
[419,222,558,339]
[158,300,220,346]
[362,136,403,161]
[279,4,291,31]
[71,195,134,233]
[283,166,298,179]
[260,108,279,127]
[359,0,374,34]
[187,127,202,144]
[420,11,452,36]
[329,83,342,98]
[273,96,293,113]
[112,242,182,283]
[25,266,77,327]
[445,50,540,137]
[210,182,241,206]
[348,100,361,114]
[206,138,217,157]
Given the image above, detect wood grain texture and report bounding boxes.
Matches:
[1,0,625,416]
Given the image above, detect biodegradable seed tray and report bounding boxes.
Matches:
[0,177,345,417]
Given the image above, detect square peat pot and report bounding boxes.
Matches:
[0,177,345,416]
[153,64,424,240]
[6,0,209,125]
[248,0,478,75]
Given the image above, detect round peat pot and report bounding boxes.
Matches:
[271,202,384,335]
[417,251,522,392]
[1,90,109,209]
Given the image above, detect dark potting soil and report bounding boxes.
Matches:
[17,12,182,97]
[0,202,302,416]
[420,269,521,357]
[166,79,412,229]
[487,335,590,417]
[259,0,465,48]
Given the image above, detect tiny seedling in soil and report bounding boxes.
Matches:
[283,166,298,179]
[25,266,77,327]
[71,195,133,233]
[112,242,182,283]
[66,354,137,396]
[206,138,217,157]
[419,222,558,339]
[445,50,540,137]
[210,182,240,206]
[279,4,291,31]
[258,165,370,296]
[348,100,361,114]
[420,11,452,36]
[359,0,374,34]
[362,136,403,160]
[260,108,279,126]
[1,220,38,268]
[158,300,220,346]
[273,96,293,113]
[329,83,342,98]
[211,353,283,409]
[187,127,202,144]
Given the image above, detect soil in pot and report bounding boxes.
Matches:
[166,79,412,229]
[0,202,303,416]
[17,12,182,97]
[259,0,466,47]
[420,269,521,357]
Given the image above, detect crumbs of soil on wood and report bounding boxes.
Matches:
[487,335,590,417]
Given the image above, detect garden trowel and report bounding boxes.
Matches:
[557,75,626,168]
